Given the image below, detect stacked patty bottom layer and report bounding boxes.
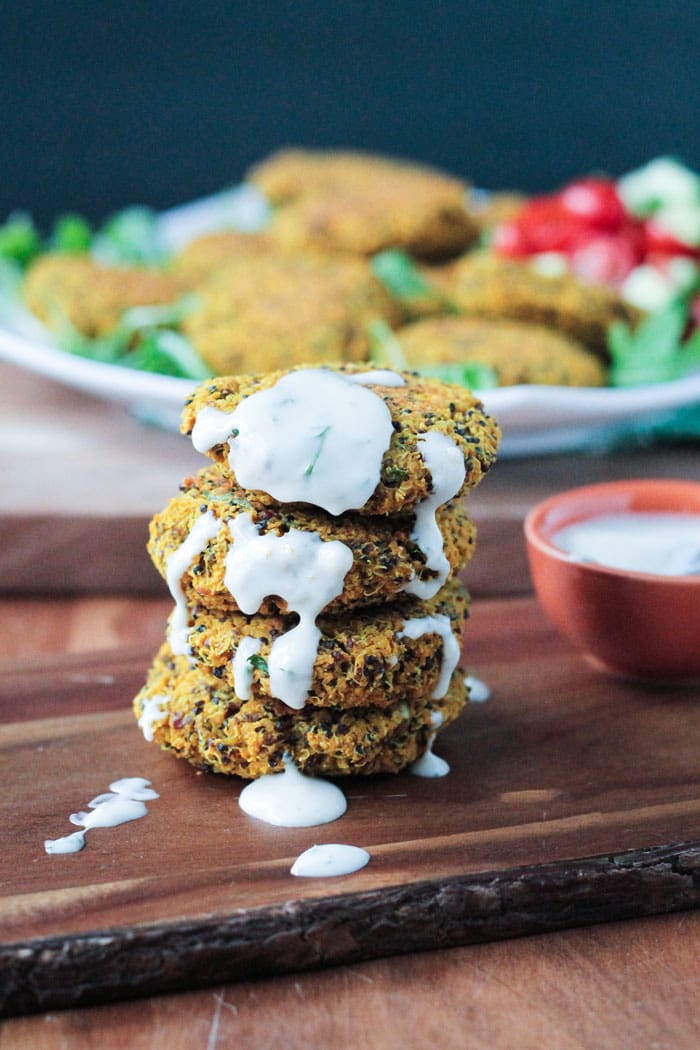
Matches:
[134,365,500,778]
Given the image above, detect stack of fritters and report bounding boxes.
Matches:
[133,366,500,779]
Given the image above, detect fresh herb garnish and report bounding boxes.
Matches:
[247,653,268,673]
[50,213,92,254]
[416,361,499,389]
[91,206,165,266]
[370,249,461,313]
[0,212,41,267]
[305,425,331,476]
[368,318,409,370]
[608,287,700,386]
[58,293,212,379]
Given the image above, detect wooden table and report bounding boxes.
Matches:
[1,361,699,1048]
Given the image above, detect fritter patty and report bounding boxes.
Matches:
[431,251,639,356]
[23,253,182,337]
[246,148,478,260]
[134,642,467,778]
[179,579,469,710]
[465,190,527,232]
[395,316,607,387]
[149,465,476,616]
[181,252,401,374]
[181,366,501,516]
[172,230,276,286]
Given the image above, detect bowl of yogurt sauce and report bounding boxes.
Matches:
[524,479,700,681]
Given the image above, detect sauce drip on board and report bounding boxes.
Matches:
[44,778,159,855]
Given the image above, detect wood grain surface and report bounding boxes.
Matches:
[2,597,699,1017]
[2,363,700,1044]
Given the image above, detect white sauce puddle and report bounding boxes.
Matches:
[224,512,353,708]
[166,509,222,655]
[405,432,466,599]
[238,754,347,827]
[191,369,395,514]
[409,711,450,778]
[397,614,460,698]
[553,512,700,576]
[44,778,159,855]
[137,694,169,741]
[465,674,492,703]
[290,843,370,878]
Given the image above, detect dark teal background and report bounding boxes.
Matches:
[3,1,698,225]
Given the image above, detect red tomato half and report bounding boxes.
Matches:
[559,178,626,230]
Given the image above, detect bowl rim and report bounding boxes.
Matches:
[524,477,700,586]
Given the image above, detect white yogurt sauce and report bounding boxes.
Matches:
[397,615,460,698]
[290,843,370,877]
[166,509,222,655]
[238,754,347,828]
[44,778,159,855]
[553,513,700,576]
[231,636,263,700]
[405,432,466,599]
[346,370,405,387]
[191,369,395,514]
[137,694,169,741]
[224,512,353,708]
[409,711,450,778]
[464,674,492,703]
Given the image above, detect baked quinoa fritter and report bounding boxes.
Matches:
[395,316,607,387]
[23,253,183,337]
[180,579,469,710]
[149,465,476,616]
[181,366,501,516]
[246,148,478,260]
[172,230,276,286]
[134,643,467,778]
[432,251,639,356]
[181,253,401,374]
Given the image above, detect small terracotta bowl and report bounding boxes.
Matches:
[524,479,700,682]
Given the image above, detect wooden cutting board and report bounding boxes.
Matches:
[2,597,699,1018]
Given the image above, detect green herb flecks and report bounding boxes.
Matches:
[305,425,331,476]
[608,286,700,386]
[247,653,269,674]
[371,249,461,314]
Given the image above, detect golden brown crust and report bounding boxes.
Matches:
[181,365,501,515]
[431,251,640,356]
[23,253,182,337]
[133,642,467,778]
[148,465,476,616]
[180,252,402,374]
[172,230,277,286]
[395,316,607,387]
[178,579,469,709]
[246,148,478,260]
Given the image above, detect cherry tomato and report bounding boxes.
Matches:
[490,219,530,257]
[644,218,700,257]
[559,177,626,230]
[512,196,584,254]
[568,227,642,286]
